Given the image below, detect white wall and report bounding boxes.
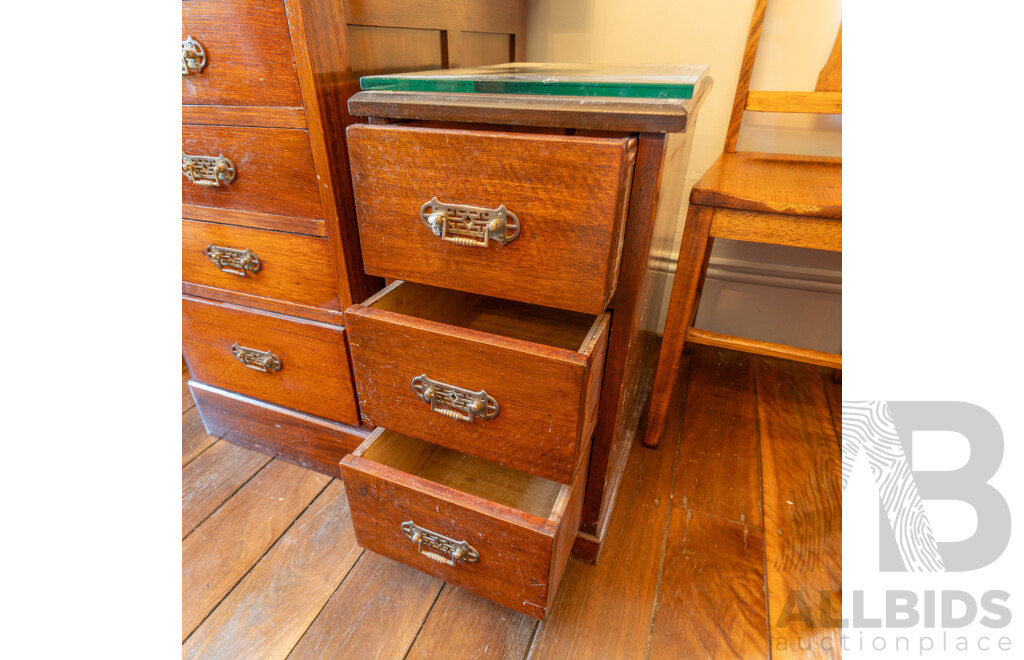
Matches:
[526,0,842,353]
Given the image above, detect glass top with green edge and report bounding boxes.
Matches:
[359,63,710,100]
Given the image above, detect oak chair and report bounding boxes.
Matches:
[643,0,841,448]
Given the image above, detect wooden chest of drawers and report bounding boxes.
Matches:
[181,1,527,475]
[338,66,711,618]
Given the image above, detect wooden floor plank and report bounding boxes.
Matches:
[822,369,843,446]
[289,552,442,660]
[649,508,768,659]
[183,371,195,413]
[528,408,681,658]
[182,480,362,659]
[674,345,762,528]
[182,406,218,467]
[756,357,842,658]
[406,585,537,660]
[182,460,330,641]
[182,440,272,538]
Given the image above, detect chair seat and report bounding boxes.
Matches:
[691,151,842,219]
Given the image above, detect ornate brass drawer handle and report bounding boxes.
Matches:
[231,344,282,373]
[181,36,207,75]
[401,521,479,567]
[420,197,520,247]
[411,374,498,422]
[205,244,261,277]
[182,152,237,187]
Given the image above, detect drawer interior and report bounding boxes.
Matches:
[365,281,599,352]
[361,429,566,520]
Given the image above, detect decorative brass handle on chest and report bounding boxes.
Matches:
[231,344,281,373]
[182,152,237,187]
[420,197,520,247]
[205,244,261,277]
[401,521,479,567]
[182,36,207,75]
[411,374,498,422]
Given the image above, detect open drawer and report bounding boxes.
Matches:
[340,428,588,620]
[344,280,610,484]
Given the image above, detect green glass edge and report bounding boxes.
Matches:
[359,77,695,100]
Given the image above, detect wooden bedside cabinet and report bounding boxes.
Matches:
[338,64,712,619]
[181,0,527,475]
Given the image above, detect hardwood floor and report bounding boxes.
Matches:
[182,345,841,658]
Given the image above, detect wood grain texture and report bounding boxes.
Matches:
[190,381,368,478]
[724,0,767,152]
[711,208,841,252]
[687,328,843,369]
[182,0,303,107]
[745,91,842,114]
[289,552,442,659]
[347,25,443,75]
[343,0,522,35]
[822,368,842,445]
[182,460,330,640]
[181,282,344,326]
[815,25,842,92]
[692,152,842,220]
[643,203,714,449]
[182,405,218,467]
[649,509,769,659]
[183,368,195,413]
[181,105,307,129]
[181,203,326,237]
[183,480,361,658]
[182,296,359,425]
[182,219,341,311]
[756,357,842,658]
[181,124,325,222]
[406,585,538,660]
[530,403,680,656]
[181,440,272,538]
[346,124,636,315]
[460,31,514,68]
[345,284,607,484]
[673,346,762,527]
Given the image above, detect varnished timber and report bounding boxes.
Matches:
[406,586,538,659]
[346,125,637,315]
[673,346,763,527]
[190,381,368,478]
[181,440,272,538]
[649,510,769,659]
[745,91,842,114]
[183,480,361,658]
[711,208,841,251]
[756,357,842,658]
[815,24,842,92]
[181,125,326,224]
[182,405,218,467]
[181,283,345,326]
[823,368,843,445]
[182,368,194,413]
[182,296,359,425]
[687,329,843,370]
[181,204,326,237]
[723,0,767,153]
[182,219,341,311]
[181,0,303,108]
[289,552,441,659]
[182,459,329,640]
[182,105,307,129]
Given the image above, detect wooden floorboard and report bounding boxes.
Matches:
[290,552,441,660]
[673,345,762,528]
[182,459,330,640]
[183,480,362,659]
[183,370,194,413]
[756,357,842,658]
[822,370,843,447]
[182,440,273,538]
[181,346,841,658]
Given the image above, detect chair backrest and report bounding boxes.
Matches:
[723,0,842,153]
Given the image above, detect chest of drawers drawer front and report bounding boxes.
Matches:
[182,296,358,425]
[182,220,340,310]
[345,281,609,485]
[182,0,302,108]
[182,125,325,227]
[341,429,588,620]
[347,125,636,316]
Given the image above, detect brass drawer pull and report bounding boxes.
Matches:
[231,344,282,373]
[205,244,261,277]
[181,36,207,75]
[401,521,479,567]
[182,152,237,187]
[411,374,498,422]
[420,197,520,247]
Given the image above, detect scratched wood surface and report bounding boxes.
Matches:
[181,348,841,657]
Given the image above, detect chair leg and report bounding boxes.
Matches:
[643,203,714,448]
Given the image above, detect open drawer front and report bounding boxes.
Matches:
[340,428,588,620]
[345,280,610,484]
